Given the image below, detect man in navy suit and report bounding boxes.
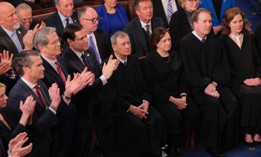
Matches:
[44,0,79,38]
[78,6,113,63]
[33,27,93,157]
[62,23,119,157]
[6,50,62,157]
[123,0,165,58]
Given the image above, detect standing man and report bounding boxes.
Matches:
[179,8,238,157]
[6,50,62,157]
[45,0,79,38]
[152,0,180,27]
[62,23,118,157]
[98,31,164,157]
[123,0,165,58]
[33,27,93,157]
[78,6,112,63]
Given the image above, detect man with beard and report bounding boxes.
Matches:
[0,2,35,94]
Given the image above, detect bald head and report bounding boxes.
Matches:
[0,2,20,30]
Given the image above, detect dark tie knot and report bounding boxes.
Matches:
[201,38,206,43]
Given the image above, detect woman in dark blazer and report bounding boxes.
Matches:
[169,0,200,51]
[143,27,199,156]
[221,7,261,148]
[0,83,35,156]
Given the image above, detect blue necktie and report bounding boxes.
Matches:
[89,36,101,64]
[167,0,173,23]
[11,32,23,52]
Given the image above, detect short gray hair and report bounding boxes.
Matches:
[33,27,57,50]
[78,6,94,19]
[111,31,129,45]
[16,3,32,14]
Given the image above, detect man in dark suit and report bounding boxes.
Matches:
[78,6,112,63]
[62,23,119,157]
[123,0,165,58]
[152,0,180,27]
[0,2,35,94]
[33,27,93,157]
[44,0,79,38]
[6,50,62,157]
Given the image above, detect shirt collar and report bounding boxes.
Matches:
[139,19,151,29]
[21,77,37,89]
[70,46,84,59]
[41,54,57,67]
[114,53,127,64]
[192,31,207,41]
[1,26,15,38]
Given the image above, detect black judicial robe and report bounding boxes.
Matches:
[179,33,238,150]
[142,50,198,146]
[221,34,261,131]
[97,55,164,157]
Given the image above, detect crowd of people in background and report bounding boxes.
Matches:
[0,0,261,157]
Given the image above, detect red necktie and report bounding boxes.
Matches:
[34,85,45,109]
[55,61,66,83]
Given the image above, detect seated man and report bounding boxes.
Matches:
[98,31,164,157]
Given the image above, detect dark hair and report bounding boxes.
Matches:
[222,7,251,35]
[191,8,211,23]
[63,23,83,43]
[134,0,152,10]
[14,50,40,76]
[149,27,170,51]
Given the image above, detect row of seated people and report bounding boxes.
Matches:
[0,1,260,156]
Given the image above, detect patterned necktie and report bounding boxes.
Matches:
[89,36,101,64]
[65,18,69,27]
[34,85,45,110]
[11,32,23,52]
[55,61,66,83]
[145,25,151,36]
[167,0,173,23]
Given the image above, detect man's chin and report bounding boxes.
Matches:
[13,23,20,30]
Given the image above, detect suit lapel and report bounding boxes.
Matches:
[68,47,86,72]
[134,18,148,53]
[0,27,19,56]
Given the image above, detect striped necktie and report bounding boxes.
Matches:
[167,0,173,23]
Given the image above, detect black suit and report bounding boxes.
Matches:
[152,0,180,27]
[123,17,165,58]
[255,25,261,57]
[41,56,75,157]
[44,11,79,38]
[93,28,113,62]
[6,79,58,157]
[62,46,103,157]
[169,8,192,51]
[0,25,26,94]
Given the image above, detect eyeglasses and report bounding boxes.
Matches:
[20,17,33,23]
[187,0,200,3]
[82,17,102,24]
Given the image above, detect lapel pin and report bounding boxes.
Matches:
[86,54,90,57]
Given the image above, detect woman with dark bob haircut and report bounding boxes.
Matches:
[221,7,261,148]
[142,27,199,155]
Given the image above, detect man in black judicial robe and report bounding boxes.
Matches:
[179,8,238,157]
[97,31,164,157]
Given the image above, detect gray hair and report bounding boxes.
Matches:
[78,6,94,19]
[111,31,129,45]
[33,27,57,51]
[191,8,212,23]
[16,3,32,14]
[14,50,40,76]
[134,0,152,10]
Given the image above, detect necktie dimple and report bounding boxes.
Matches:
[65,18,69,27]
[167,0,173,23]
[34,85,45,109]
[55,61,66,83]
[145,25,151,36]
[89,36,101,64]
[11,32,23,52]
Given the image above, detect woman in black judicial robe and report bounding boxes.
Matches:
[142,27,199,155]
[221,7,261,146]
